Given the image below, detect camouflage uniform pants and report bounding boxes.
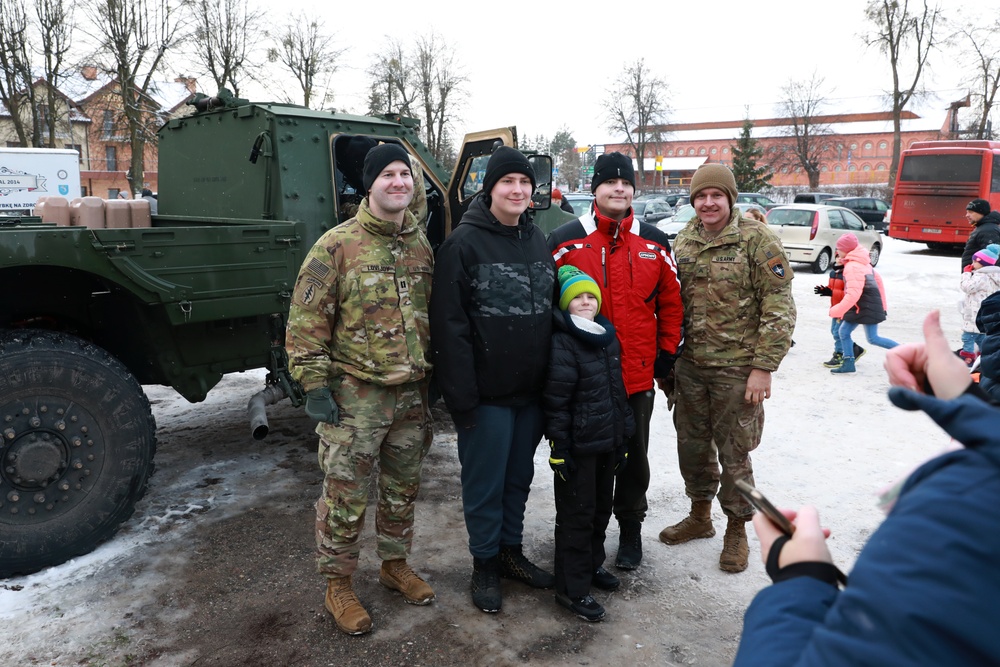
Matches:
[314,375,433,577]
[672,357,763,519]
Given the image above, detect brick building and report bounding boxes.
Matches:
[1,66,195,198]
[603,90,972,192]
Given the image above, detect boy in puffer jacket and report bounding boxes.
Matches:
[542,266,635,623]
[815,257,865,368]
[959,243,1000,365]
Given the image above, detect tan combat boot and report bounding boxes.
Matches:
[719,517,750,573]
[379,559,435,605]
[324,576,373,635]
[659,500,715,545]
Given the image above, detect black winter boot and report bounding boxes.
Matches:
[823,351,844,368]
[471,556,501,613]
[615,519,643,570]
[853,343,866,361]
[497,544,554,588]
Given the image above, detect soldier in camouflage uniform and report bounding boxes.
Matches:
[286,143,435,636]
[430,146,557,614]
[658,163,796,573]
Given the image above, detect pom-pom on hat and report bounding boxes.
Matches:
[552,188,563,199]
[688,163,738,207]
[362,143,411,192]
[558,265,602,311]
[836,233,859,253]
[590,152,635,192]
[974,243,1000,266]
[482,146,536,196]
[967,199,991,216]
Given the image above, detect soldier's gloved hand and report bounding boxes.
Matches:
[305,387,340,424]
[653,349,679,379]
[615,443,628,473]
[814,285,833,296]
[549,441,575,482]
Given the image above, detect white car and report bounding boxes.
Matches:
[766,204,883,273]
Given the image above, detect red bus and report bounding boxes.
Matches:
[889,140,1000,249]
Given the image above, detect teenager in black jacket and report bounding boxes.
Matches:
[543,266,635,622]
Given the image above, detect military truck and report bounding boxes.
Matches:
[0,92,572,577]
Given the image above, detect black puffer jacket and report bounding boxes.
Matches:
[962,211,1000,271]
[542,311,635,456]
[976,291,1000,402]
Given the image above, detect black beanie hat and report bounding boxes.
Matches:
[590,152,635,193]
[362,143,411,192]
[968,198,991,216]
[482,146,536,196]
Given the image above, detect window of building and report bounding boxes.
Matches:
[850,142,858,150]
[879,141,888,150]
[862,164,872,171]
[781,167,789,173]
[106,145,117,172]
[103,110,115,138]
[821,165,829,172]
[722,147,729,154]
[711,147,718,155]
[848,164,857,172]
[835,165,842,172]
[688,148,695,156]
[81,186,88,196]
[698,147,706,155]
[64,143,83,163]
[6,141,23,147]
[876,163,887,171]
[108,188,120,199]
[864,141,873,151]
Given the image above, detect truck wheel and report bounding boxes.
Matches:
[0,330,156,578]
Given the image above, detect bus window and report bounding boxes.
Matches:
[992,153,1000,192]
[899,154,982,182]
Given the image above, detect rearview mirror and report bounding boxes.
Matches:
[528,155,552,210]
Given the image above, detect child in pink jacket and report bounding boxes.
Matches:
[828,233,898,374]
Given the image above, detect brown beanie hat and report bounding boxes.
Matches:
[689,163,737,207]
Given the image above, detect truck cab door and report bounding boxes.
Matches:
[446,129,556,242]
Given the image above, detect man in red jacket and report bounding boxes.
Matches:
[548,152,683,570]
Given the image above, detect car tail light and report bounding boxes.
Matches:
[810,212,819,240]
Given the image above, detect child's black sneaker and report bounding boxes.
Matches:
[853,343,867,360]
[823,352,844,368]
[592,566,620,591]
[555,591,606,622]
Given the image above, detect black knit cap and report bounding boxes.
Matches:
[482,146,536,195]
[968,198,991,216]
[590,152,635,193]
[362,143,411,192]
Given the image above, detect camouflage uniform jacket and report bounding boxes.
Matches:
[673,209,796,371]
[286,199,433,391]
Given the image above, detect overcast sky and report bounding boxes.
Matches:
[244,0,995,146]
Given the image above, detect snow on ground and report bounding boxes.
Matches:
[0,237,971,665]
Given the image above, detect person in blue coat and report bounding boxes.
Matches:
[735,310,1000,666]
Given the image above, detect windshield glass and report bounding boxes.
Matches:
[768,209,814,227]
[899,154,982,182]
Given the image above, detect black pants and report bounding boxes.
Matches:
[553,451,615,598]
[613,389,655,523]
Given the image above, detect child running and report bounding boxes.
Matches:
[542,266,635,622]
[828,233,897,374]
[958,243,1000,365]
[815,256,866,368]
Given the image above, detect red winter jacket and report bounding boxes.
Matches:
[547,206,683,395]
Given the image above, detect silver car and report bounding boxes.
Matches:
[767,204,883,273]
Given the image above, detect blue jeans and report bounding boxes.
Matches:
[456,403,543,559]
[962,331,985,354]
[838,321,898,359]
[831,318,843,354]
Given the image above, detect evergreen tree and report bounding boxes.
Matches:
[731,116,773,192]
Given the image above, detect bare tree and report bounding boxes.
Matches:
[864,0,942,182]
[606,58,667,189]
[35,0,74,147]
[776,73,835,189]
[957,21,1000,139]
[0,0,38,147]
[85,0,185,194]
[367,34,466,163]
[268,14,342,109]
[191,0,265,97]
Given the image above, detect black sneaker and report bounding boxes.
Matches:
[592,566,620,591]
[471,556,501,613]
[853,343,866,361]
[823,352,843,368]
[615,519,642,570]
[497,545,554,589]
[555,591,606,622]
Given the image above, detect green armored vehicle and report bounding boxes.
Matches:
[0,93,573,577]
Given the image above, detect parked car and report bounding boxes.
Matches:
[793,192,838,204]
[766,204,882,273]
[657,204,697,240]
[737,192,779,210]
[564,193,594,217]
[823,196,891,231]
[736,202,767,218]
[633,198,673,224]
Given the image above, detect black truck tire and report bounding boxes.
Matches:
[0,330,156,578]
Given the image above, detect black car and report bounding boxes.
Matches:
[824,197,891,231]
[633,198,673,224]
[793,192,838,204]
